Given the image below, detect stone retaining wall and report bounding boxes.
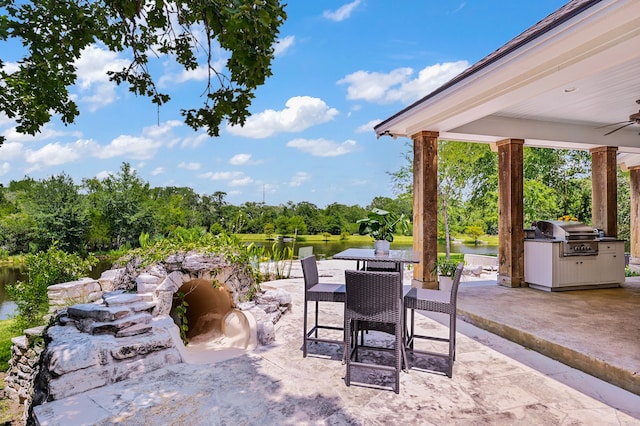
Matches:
[3,326,46,421]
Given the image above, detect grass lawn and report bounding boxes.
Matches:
[0,319,18,371]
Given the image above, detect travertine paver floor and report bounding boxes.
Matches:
[34,260,640,425]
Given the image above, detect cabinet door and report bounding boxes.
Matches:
[597,242,625,284]
[556,257,598,287]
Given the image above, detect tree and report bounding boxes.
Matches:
[0,0,287,145]
[264,223,275,239]
[465,225,484,244]
[21,173,89,253]
[617,168,631,251]
[523,147,592,220]
[437,141,492,259]
[287,215,307,235]
[83,162,152,248]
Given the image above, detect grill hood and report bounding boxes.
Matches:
[535,220,598,241]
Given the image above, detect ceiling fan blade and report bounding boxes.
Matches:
[596,120,632,130]
[603,121,634,136]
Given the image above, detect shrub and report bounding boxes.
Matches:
[7,245,97,330]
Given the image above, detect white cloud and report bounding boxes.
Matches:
[198,170,253,187]
[356,119,382,134]
[290,172,310,187]
[2,124,82,143]
[24,140,88,166]
[287,138,359,157]
[274,35,295,57]
[323,0,361,22]
[0,62,19,74]
[229,176,253,187]
[227,96,338,138]
[95,170,112,180]
[94,135,162,160]
[338,61,469,104]
[159,58,227,87]
[0,113,13,128]
[151,167,164,176]
[0,162,10,176]
[181,132,209,148]
[74,45,130,111]
[199,171,246,181]
[229,154,251,165]
[94,121,182,160]
[179,162,201,170]
[14,119,202,171]
[229,153,262,166]
[0,142,23,160]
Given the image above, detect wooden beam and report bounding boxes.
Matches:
[590,146,618,237]
[496,138,525,288]
[412,131,438,289]
[628,166,640,272]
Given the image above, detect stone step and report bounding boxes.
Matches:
[103,293,147,306]
[129,301,157,313]
[116,322,153,338]
[89,312,153,336]
[67,304,132,323]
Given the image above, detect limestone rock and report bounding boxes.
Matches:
[255,288,292,306]
[67,304,131,322]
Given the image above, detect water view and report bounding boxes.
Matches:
[253,240,497,260]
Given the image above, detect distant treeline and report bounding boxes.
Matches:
[0,141,632,256]
[0,162,412,256]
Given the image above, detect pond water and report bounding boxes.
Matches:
[0,259,113,320]
[253,240,497,260]
[0,241,497,320]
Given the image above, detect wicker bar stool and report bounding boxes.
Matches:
[301,255,346,357]
[344,269,403,394]
[404,262,464,378]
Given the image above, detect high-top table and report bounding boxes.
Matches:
[333,248,420,371]
[332,248,419,272]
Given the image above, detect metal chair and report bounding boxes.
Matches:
[344,270,403,394]
[404,262,464,378]
[301,255,346,357]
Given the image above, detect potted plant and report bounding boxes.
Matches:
[357,208,410,254]
[432,257,459,292]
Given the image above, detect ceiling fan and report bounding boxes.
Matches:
[602,99,640,136]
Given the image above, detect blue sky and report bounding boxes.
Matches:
[0,0,568,208]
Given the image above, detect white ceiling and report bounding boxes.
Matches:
[376,0,640,167]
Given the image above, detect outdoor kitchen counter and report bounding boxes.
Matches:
[524,239,625,291]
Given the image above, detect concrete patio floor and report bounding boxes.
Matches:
[34,259,640,425]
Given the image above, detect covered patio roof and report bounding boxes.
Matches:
[374,0,640,168]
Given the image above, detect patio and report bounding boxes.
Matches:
[33,259,640,425]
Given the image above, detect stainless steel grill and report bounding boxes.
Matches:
[534,220,599,256]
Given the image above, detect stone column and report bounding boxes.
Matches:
[628,166,640,273]
[590,146,618,237]
[496,139,525,288]
[412,131,438,289]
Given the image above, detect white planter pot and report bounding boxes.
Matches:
[374,240,390,254]
[439,275,453,293]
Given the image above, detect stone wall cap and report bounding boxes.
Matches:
[24,325,47,338]
[48,278,97,290]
